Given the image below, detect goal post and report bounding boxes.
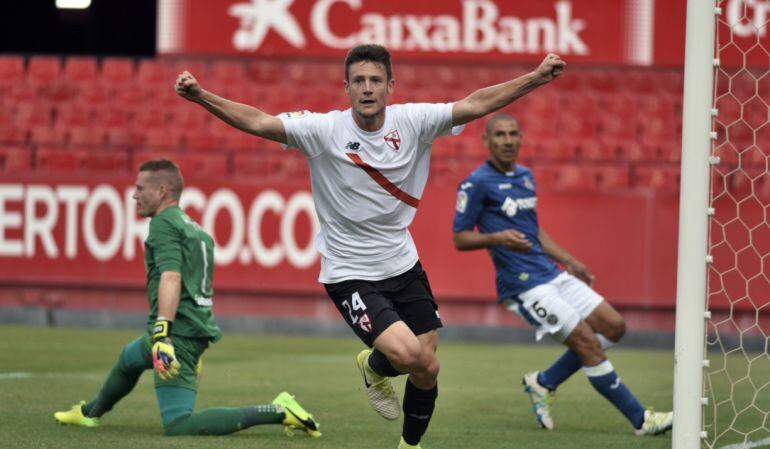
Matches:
[673,0,717,448]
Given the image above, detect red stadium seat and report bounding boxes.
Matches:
[81,150,130,172]
[0,56,25,88]
[100,57,135,85]
[0,146,33,172]
[634,165,680,193]
[35,147,87,172]
[56,104,91,128]
[135,152,229,179]
[63,57,98,84]
[105,128,137,147]
[145,128,182,150]
[0,126,28,145]
[27,56,61,86]
[68,126,106,148]
[137,59,174,85]
[29,126,68,147]
[595,165,631,191]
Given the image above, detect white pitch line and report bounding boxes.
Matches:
[0,372,102,381]
[719,437,770,449]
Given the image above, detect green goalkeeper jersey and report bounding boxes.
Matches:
[145,206,222,342]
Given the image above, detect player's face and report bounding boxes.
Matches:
[132,171,164,218]
[484,119,522,170]
[344,61,394,126]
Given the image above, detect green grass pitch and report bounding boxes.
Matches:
[0,325,676,449]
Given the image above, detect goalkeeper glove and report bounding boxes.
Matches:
[152,319,181,381]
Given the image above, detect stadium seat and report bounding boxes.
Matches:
[135,152,229,179]
[81,150,130,173]
[56,104,90,128]
[27,56,61,86]
[29,126,67,147]
[63,57,98,85]
[15,103,54,128]
[0,126,28,145]
[68,126,105,148]
[633,165,680,193]
[100,57,135,85]
[35,147,87,172]
[0,146,33,172]
[137,59,174,86]
[578,141,615,162]
[0,55,25,88]
[595,165,631,191]
[145,128,182,150]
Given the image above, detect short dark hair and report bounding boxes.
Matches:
[485,113,520,134]
[139,158,184,200]
[344,44,392,81]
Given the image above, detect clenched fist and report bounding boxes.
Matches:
[175,71,202,101]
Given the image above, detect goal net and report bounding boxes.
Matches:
[704,1,770,447]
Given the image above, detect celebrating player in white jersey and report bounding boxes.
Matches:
[176,45,565,449]
[453,114,673,436]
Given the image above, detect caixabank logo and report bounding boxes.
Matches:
[227,0,589,55]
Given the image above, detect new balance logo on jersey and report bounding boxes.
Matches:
[501,196,537,217]
[384,129,401,151]
[345,141,361,151]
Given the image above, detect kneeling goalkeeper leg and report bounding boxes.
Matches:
[158,387,290,436]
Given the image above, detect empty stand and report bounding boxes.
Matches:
[0,55,688,193]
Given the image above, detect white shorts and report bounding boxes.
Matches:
[503,272,604,342]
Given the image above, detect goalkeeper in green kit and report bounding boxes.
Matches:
[54,158,320,437]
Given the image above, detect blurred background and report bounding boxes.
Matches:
[0,0,764,348]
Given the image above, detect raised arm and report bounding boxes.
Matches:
[539,227,595,286]
[454,229,533,252]
[175,71,287,144]
[451,54,566,127]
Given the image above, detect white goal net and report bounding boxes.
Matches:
[704,1,770,448]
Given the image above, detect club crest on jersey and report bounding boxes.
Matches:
[456,191,469,213]
[384,129,401,151]
[523,176,535,190]
[283,110,309,119]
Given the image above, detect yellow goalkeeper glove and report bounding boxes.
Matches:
[151,320,181,381]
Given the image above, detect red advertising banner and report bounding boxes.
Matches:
[0,174,680,308]
[158,0,631,64]
[158,0,770,68]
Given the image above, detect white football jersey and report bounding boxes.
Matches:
[279,103,460,283]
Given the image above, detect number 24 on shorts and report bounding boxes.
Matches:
[342,292,367,324]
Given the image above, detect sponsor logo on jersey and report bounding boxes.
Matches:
[460,182,473,190]
[518,272,530,281]
[283,110,309,119]
[384,129,401,151]
[498,183,512,190]
[345,141,361,151]
[456,191,468,213]
[501,196,536,217]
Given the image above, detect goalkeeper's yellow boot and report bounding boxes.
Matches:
[272,392,321,437]
[54,401,100,427]
[522,371,555,430]
[398,437,422,449]
[635,409,673,436]
[357,349,401,420]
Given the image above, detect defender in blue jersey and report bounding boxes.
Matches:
[452,114,673,436]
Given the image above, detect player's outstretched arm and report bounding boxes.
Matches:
[539,228,595,285]
[451,54,565,127]
[175,71,287,144]
[454,229,533,252]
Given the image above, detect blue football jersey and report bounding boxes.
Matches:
[453,161,561,301]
